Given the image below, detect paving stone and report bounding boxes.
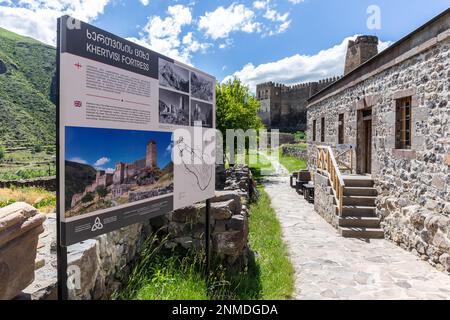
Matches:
[261,156,450,300]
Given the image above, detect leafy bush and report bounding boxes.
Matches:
[96,186,108,198]
[82,192,94,203]
[294,131,306,142]
[0,198,16,208]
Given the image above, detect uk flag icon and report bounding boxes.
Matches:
[74,100,82,108]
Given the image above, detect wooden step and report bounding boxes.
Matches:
[339,206,376,217]
[343,177,374,188]
[343,196,376,206]
[344,187,377,197]
[338,216,380,228]
[339,227,384,239]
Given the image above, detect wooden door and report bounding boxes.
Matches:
[364,119,372,174]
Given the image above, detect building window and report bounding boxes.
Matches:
[395,97,412,149]
[321,117,325,143]
[312,120,317,142]
[338,113,345,144]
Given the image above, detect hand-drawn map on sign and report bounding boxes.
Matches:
[58,16,215,246]
[175,137,213,191]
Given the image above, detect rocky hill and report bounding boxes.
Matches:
[0,27,56,149]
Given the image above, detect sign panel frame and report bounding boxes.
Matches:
[57,15,216,247]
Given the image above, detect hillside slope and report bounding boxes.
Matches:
[0,27,56,149]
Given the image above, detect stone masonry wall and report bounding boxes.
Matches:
[281,145,308,161]
[314,172,338,228]
[307,32,450,272]
[23,165,255,300]
[0,177,56,192]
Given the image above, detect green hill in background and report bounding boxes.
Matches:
[0,27,56,150]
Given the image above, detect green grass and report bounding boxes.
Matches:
[0,186,56,213]
[284,143,307,150]
[117,187,294,300]
[278,149,307,173]
[0,27,56,150]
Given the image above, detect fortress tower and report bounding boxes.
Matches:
[344,35,379,75]
[256,78,340,131]
[146,140,157,169]
[113,162,125,185]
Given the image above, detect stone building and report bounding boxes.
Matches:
[256,78,340,131]
[307,9,450,272]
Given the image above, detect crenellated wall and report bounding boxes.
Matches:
[256,77,341,131]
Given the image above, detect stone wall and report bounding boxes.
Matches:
[256,79,340,131]
[0,177,56,191]
[22,165,255,300]
[307,29,450,272]
[281,145,308,160]
[313,172,338,228]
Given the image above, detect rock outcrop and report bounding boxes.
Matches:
[0,202,46,300]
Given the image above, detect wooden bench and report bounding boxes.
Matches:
[303,183,315,203]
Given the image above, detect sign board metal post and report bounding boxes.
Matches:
[205,199,211,276]
[55,15,216,299]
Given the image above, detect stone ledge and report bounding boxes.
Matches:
[392,149,417,160]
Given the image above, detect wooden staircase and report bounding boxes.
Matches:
[317,146,384,239]
[337,176,383,239]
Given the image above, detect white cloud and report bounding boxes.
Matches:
[288,0,304,4]
[199,3,261,40]
[223,35,392,92]
[253,0,268,10]
[0,0,110,45]
[94,157,111,167]
[140,0,150,6]
[69,157,87,165]
[128,4,208,64]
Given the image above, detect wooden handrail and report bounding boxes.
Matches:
[335,148,353,174]
[316,145,346,216]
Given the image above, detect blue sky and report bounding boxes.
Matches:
[0,0,448,90]
[65,127,172,172]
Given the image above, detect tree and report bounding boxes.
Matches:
[33,144,43,154]
[96,186,108,198]
[216,78,264,137]
[82,192,95,203]
[0,146,5,162]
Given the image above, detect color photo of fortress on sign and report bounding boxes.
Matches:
[64,127,173,219]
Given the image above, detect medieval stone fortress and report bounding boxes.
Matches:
[68,140,172,217]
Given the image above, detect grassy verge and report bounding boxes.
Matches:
[278,149,307,173]
[0,187,56,213]
[118,187,294,300]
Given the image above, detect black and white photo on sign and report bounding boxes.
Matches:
[159,58,190,93]
[191,71,214,102]
[159,88,190,126]
[190,99,213,128]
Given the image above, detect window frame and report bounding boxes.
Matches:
[395,96,412,150]
[338,113,345,145]
[321,117,325,143]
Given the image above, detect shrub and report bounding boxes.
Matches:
[96,186,108,198]
[82,192,94,203]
